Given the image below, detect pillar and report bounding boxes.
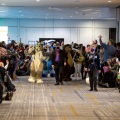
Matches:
[116,6,120,42]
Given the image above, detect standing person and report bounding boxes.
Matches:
[84,47,101,91]
[99,35,117,62]
[82,45,91,79]
[51,42,66,85]
[74,50,84,80]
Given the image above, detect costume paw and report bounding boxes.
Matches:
[36,79,43,84]
[28,78,35,83]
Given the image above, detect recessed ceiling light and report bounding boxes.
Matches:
[82,9,92,11]
[99,13,101,17]
[108,1,111,2]
[104,18,116,19]
[48,7,51,10]
[19,11,22,12]
[36,0,40,2]
[1,3,5,6]
[96,10,102,11]
[91,12,100,14]
[75,11,79,13]
[70,16,73,17]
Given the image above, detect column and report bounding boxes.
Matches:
[116,6,120,42]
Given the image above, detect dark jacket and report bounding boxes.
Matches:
[51,49,66,66]
[0,66,6,81]
[84,52,100,70]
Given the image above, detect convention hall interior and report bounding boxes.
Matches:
[0,0,120,120]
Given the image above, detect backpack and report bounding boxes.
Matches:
[74,53,84,62]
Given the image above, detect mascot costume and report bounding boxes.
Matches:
[42,43,55,78]
[28,42,46,83]
[62,44,75,81]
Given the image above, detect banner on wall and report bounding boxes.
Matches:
[39,38,64,46]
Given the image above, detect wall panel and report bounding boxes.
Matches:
[95,20,116,28]
[79,28,93,46]
[27,28,44,43]
[0,18,17,26]
[70,28,78,43]
[54,28,70,44]
[20,19,44,27]
[20,27,27,44]
[8,27,18,42]
[95,28,109,44]
[44,28,54,38]
[0,18,116,45]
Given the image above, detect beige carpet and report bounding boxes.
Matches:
[0,76,120,120]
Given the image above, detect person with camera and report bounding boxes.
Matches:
[84,46,101,91]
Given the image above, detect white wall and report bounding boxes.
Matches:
[0,18,116,46]
[0,26,8,43]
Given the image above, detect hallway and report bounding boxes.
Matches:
[0,76,120,120]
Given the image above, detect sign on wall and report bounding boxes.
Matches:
[39,38,64,45]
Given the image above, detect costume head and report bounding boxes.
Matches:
[35,42,42,52]
[56,42,60,49]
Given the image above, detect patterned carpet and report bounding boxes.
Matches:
[0,76,120,120]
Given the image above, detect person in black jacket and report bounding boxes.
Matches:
[84,47,101,91]
[51,42,66,85]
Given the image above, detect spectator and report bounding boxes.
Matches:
[99,35,117,62]
[84,46,101,91]
[51,42,66,85]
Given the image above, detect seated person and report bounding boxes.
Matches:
[0,79,3,104]
[16,56,31,76]
[0,59,16,103]
[116,58,120,92]
[109,57,118,78]
[103,62,109,73]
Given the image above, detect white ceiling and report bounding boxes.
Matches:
[0,0,120,19]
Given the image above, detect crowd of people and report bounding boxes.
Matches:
[0,35,120,104]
